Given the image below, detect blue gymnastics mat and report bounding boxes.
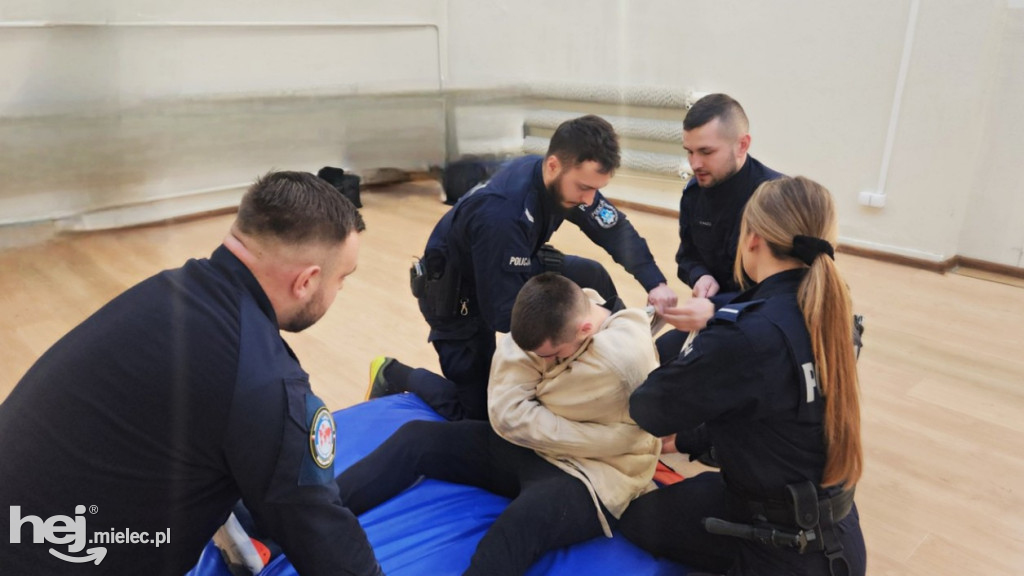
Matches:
[187,393,691,576]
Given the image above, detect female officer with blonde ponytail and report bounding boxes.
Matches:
[619,176,865,576]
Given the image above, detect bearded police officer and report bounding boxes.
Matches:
[392,115,677,421]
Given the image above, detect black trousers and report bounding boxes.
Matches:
[413,255,619,420]
[618,472,866,576]
[336,420,608,576]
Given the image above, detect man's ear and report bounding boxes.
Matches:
[737,133,752,156]
[578,319,596,339]
[291,265,322,299]
[545,154,562,175]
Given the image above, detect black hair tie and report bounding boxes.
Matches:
[790,235,834,266]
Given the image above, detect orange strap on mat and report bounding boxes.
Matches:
[653,460,684,486]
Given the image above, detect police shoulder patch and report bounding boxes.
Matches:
[309,406,336,469]
[592,199,619,229]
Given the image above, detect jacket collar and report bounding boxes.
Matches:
[735,267,807,302]
[209,245,278,326]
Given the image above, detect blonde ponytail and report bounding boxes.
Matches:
[738,177,862,488]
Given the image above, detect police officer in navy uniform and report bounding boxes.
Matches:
[656,93,783,364]
[397,115,677,421]
[619,176,866,576]
[0,172,382,575]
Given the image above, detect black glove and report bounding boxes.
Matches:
[675,424,718,468]
[537,244,565,274]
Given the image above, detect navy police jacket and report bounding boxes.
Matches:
[676,156,783,292]
[629,269,828,502]
[425,155,666,334]
[0,246,379,575]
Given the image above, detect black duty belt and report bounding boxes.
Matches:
[744,483,854,529]
[703,482,854,576]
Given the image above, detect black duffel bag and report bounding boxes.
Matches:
[317,166,362,208]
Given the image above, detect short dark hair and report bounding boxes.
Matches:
[235,170,366,246]
[545,115,621,174]
[510,273,588,351]
[683,93,749,135]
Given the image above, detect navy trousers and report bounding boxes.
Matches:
[618,472,866,576]
[336,420,608,576]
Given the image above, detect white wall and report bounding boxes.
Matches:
[0,0,448,232]
[959,7,1024,267]
[0,24,441,116]
[0,0,446,116]
[2,0,1022,268]
[447,0,1021,268]
[0,97,447,227]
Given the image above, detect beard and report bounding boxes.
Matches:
[281,290,327,333]
[695,152,741,188]
[546,172,579,209]
[547,172,564,201]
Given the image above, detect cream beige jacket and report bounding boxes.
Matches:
[487,290,661,537]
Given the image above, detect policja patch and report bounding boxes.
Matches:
[503,249,533,272]
[592,199,619,229]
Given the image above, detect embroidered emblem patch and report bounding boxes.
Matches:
[309,406,336,469]
[592,199,619,228]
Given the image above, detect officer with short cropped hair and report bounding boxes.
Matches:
[0,172,382,576]
[657,93,784,364]
[401,115,677,421]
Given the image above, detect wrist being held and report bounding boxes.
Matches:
[692,275,720,299]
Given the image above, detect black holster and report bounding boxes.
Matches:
[704,483,854,576]
[411,253,466,319]
[852,314,865,359]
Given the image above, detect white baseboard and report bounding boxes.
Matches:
[54,185,247,232]
[837,235,949,263]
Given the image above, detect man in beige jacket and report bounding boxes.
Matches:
[337,273,660,576]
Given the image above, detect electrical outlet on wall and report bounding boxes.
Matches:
[858,191,886,208]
